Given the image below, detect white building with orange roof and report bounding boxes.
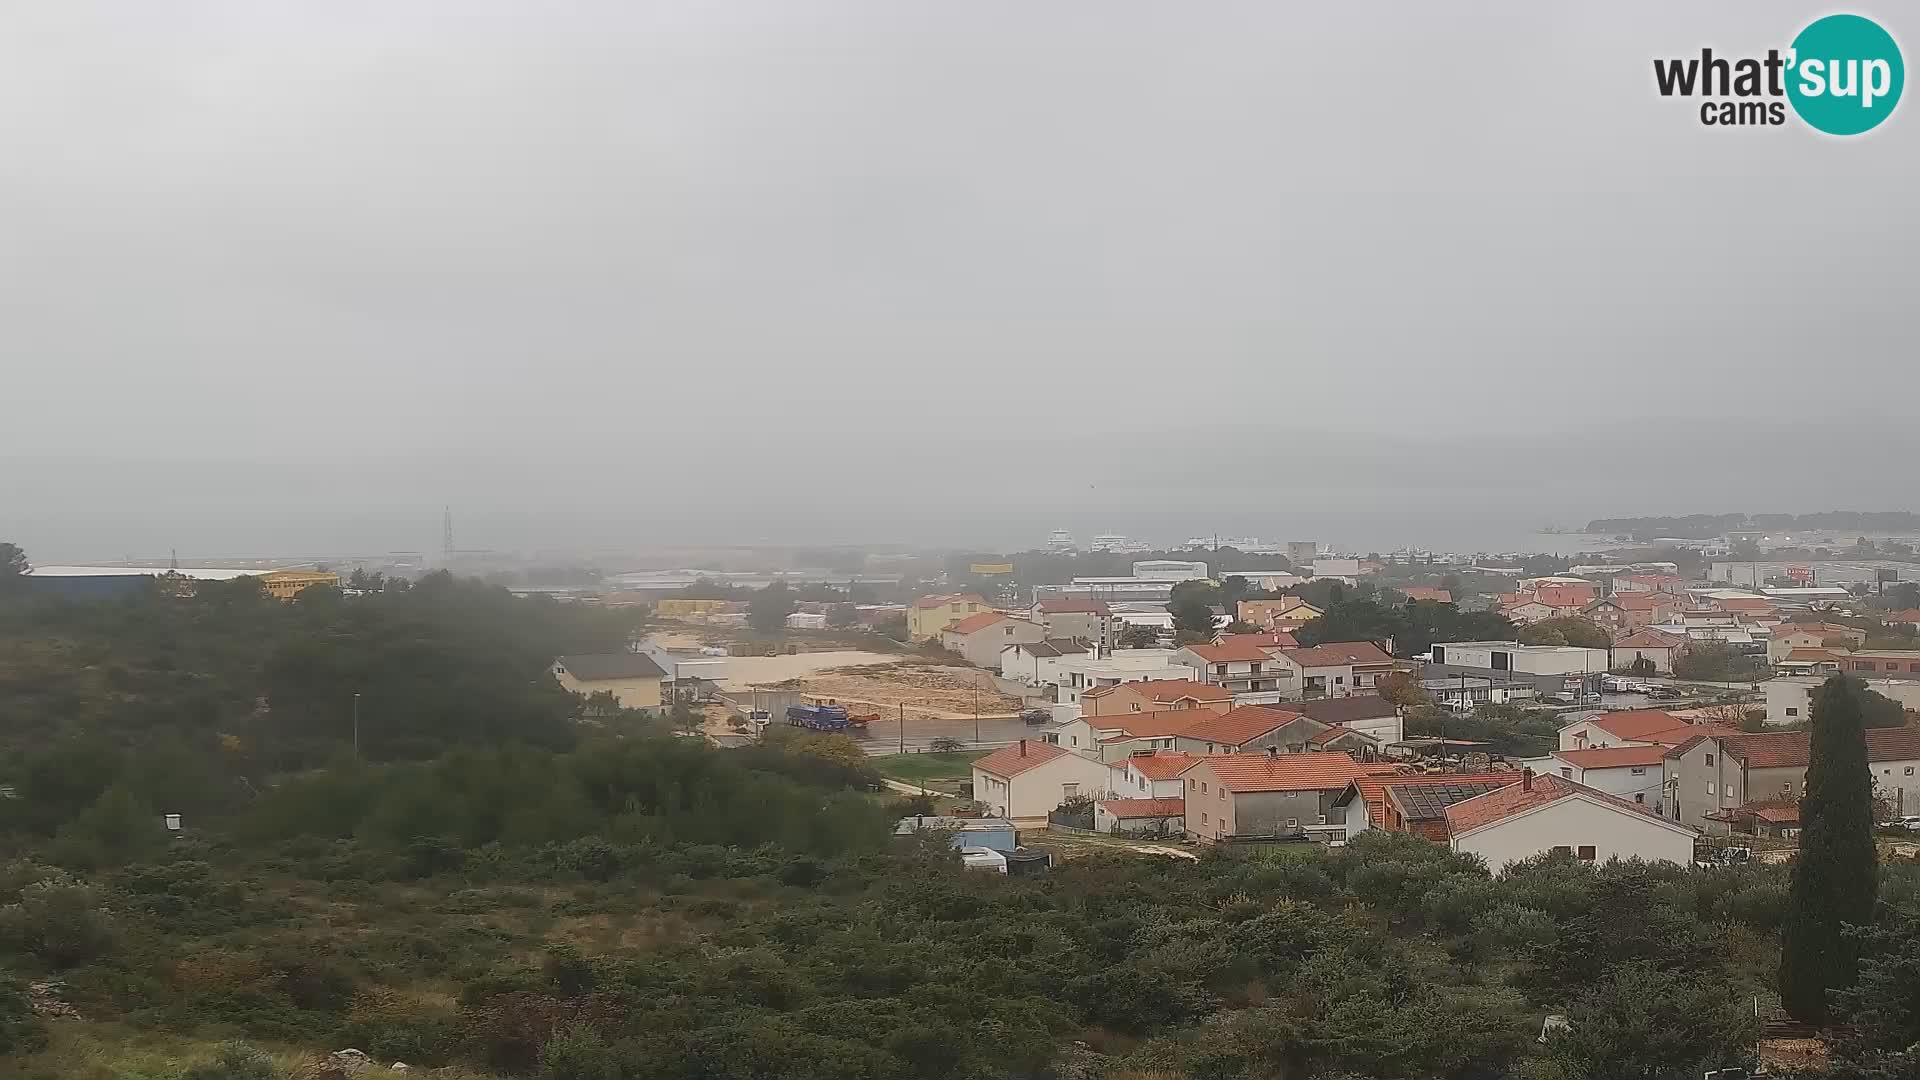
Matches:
[1178,750,1394,842]
[970,738,1115,823]
[1107,749,1200,799]
[1444,771,1697,873]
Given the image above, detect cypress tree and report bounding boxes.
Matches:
[1778,675,1879,1023]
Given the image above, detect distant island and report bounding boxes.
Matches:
[1586,511,1920,540]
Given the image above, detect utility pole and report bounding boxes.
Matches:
[352,693,361,758]
[899,702,905,755]
[973,681,980,745]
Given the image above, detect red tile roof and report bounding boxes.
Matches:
[1399,587,1453,603]
[1584,709,1688,742]
[1553,745,1670,769]
[1186,751,1373,793]
[1609,593,1669,611]
[1177,705,1305,747]
[972,740,1070,778]
[1120,751,1201,779]
[1093,713,1206,738]
[1127,678,1234,704]
[1281,641,1394,668]
[1444,773,1674,836]
[1887,610,1920,624]
[1184,639,1281,663]
[1099,797,1187,819]
[942,611,1010,635]
[1710,727,1920,770]
[1342,771,1516,829]
[1533,585,1598,608]
[1036,599,1112,615]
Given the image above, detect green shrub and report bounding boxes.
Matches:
[0,874,116,967]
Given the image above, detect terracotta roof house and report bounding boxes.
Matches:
[1174,639,1293,695]
[1179,751,1391,842]
[1611,627,1688,674]
[970,739,1115,823]
[1558,709,1728,751]
[1397,586,1453,604]
[1443,772,1697,873]
[1081,678,1234,718]
[1271,641,1398,698]
[907,593,991,640]
[1663,727,1920,831]
[1290,695,1405,744]
[1107,750,1200,798]
[942,613,1047,667]
[1333,771,1521,840]
[1528,744,1671,813]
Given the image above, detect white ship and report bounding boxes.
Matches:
[1046,529,1076,553]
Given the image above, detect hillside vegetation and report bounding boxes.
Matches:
[2,567,1919,1079]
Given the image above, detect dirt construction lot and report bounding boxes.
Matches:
[759,660,1023,722]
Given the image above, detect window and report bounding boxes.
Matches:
[1335,676,1345,685]
[1063,783,1079,798]
[1706,782,1715,795]
[1559,767,1572,779]
[1551,845,1571,855]
[1907,767,1916,776]
[1786,707,1798,717]
[1287,818,1299,828]
[1201,781,1208,793]
[1189,778,1196,790]
[1705,753,1714,766]
[1316,814,1327,824]
[1630,767,1646,775]
[1219,788,1225,801]
[1201,812,1208,825]
[1577,845,1597,861]
[1635,793,1645,804]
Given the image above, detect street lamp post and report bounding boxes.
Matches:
[352,692,361,758]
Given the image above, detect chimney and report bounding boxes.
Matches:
[1522,767,1534,791]
[1019,739,1027,757]
[1266,745,1279,760]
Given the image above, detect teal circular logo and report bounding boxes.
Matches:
[1787,14,1904,135]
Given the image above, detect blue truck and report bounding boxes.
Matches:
[786,702,852,732]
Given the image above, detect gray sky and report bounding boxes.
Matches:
[3,2,1915,560]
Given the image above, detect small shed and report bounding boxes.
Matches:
[895,815,1018,853]
[959,847,1009,873]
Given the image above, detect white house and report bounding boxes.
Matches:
[1271,642,1397,699]
[1556,709,1708,752]
[1610,629,1687,675]
[941,613,1047,668]
[1053,649,1188,705]
[970,739,1115,823]
[1767,675,1920,725]
[999,639,1090,686]
[1429,642,1611,676]
[1444,772,1698,874]
[1107,750,1199,799]
[1519,745,1669,811]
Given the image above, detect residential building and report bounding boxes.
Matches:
[1174,639,1291,695]
[1335,772,1521,840]
[1173,706,1381,758]
[1768,622,1869,662]
[1107,750,1199,798]
[1421,675,1536,708]
[1581,598,1629,633]
[1291,695,1406,744]
[260,570,341,600]
[1444,772,1698,874]
[1236,597,1324,629]
[1095,797,1187,836]
[1053,650,1190,705]
[1765,675,1920,725]
[999,639,1090,687]
[552,653,666,712]
[1557,709,1727,752]
[1052,711,1201,760]
[1610,628,1688,674]
[970,739,1115,823]
[1523,745,1669,811]
[1397,586,1453,604]
[941,613,1047,667]
[1081,678,1234,717]
[1179,751,1385,842]
[1029,599,1118,653]
[1501,600,1560,625]
[894,816,1017,852]
[1664,727,1920,829]
[907,593,991,641]
[1271,641,1397,698]
[1843,650,1920,681]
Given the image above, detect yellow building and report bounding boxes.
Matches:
[553,654,666,712]
[656,598,731,618]
[907,593,991,641]
[260,570,340,601]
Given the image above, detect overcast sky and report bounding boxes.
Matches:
[2,2,1914,561]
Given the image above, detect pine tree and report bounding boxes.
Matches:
[1779,675,1879,1023]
